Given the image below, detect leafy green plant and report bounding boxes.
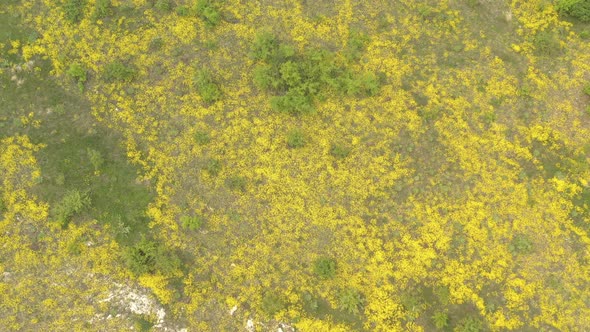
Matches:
[338,288,364,314]
[87,148,104,171]
[125,237,181,276]
[583,84,590,97]
[556,0,590,22]
[194,69,222,104]
[432,311,449,329]
[63,0,86,24]
[261,292,285,317]
[149,37,164,51]
[180,215,203,230]
[92,0,112,20]
[509,234,534,254]
[302,292,319,313]
[286,129,306,148]
[533,30,561,56]
[67,62,87,92]
[194,130,211,145]
[313,257,336,279]
[176,5,190,16]
[344,29,369,61]
[194,0,221,27]
[330,143,351,159]
[155,0,172,11]
[52,190,91,228]
[204,158,221,176]
[226,175,247,192]
[454,316,483,332]
[103,61,137,82]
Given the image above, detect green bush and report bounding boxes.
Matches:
[67,62,87,92]
[194,70,222,104]
[330,143,351,159]
[509,234,534,254]
[92,0,112,20]
[204,158,221,176]
[338,288,364,314]
[250,33,381,115]
[583,84,590,96]
[556,0,590,22]
[64,0,86,24]
[454,316,483,332]
[194,0,221,27]
[533,30,561,56]
[125,237,181,276]
[432,311,449,329]
[261,292,285,317]
[87,148,104,171]
[226,175,247,192]
[344,29,369,61]
[52,190,91,228]
[176,5,190,16]
[103,61,137,82]
[286,129,306,148]
[313,257,336,279]
[194,130,211,145]
[180,215,203,230]
[155,0,172,11]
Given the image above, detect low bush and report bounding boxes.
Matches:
[556,0,590,22]
[155,0,172,11]
[52,190,90,228]
[583,83,590,96]
[261,292,285,317]
[226,175,247,192]
[103,61,137,82]
[193,0,221,27]
[194,69,222,104]
[454,316,483,332]
[92,0,112,21]
[204,158,221,176]
[125,237,181,276]
[313,257,336,279]
[67,62,87,92]
[330,143,351,159]
[432,311,449,329]
[64,0,86,24]
[509,234,534,254]
[87,148,104,171]
[286,129,306,148]
[338,288,364,314]
[180,215,203,230]
[194,130,211,145]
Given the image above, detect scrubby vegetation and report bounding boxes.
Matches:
[2,0,590,331]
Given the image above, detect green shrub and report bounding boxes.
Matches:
[67,62,87,92]
[87,148,104,171]
[92,0,112,20]
[261,292,285,317]
[103,61,137,82]
[509,234,534,254]
[226,175,247,191]
[313,257,336,279]
[583,84,590,96]
[125,237,181,276]
[204,158,221,176]
[194,70,222,104]
[286,129,306,148]
[556,0,590,22]
[155,0,172,11]
[52,190,91,228]
[432,311,449,329]
[330,143,351,159]
[149,37,164,51]
[454,316,483,332]
[194,0,221,27]
[251,33,380,115]
[344,29,369,61]
[194,130,211,145]
[533,30,561,56]
[176,5,190,16]
[180,215,203,230]
[338,288,364,314]
[64,0,86,24]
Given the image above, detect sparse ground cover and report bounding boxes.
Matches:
[1,0,590,331]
